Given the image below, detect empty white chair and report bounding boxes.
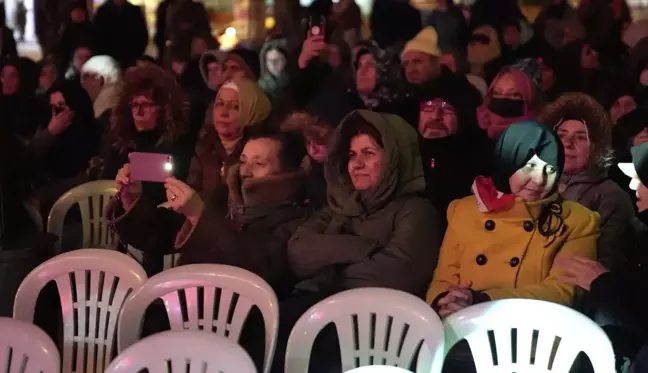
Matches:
[285,288,445,373]
[443,299,616,373]
[47,180,118,252]
[106,330,257,373]
[13,249,148,373]
[0,317,60,373]
[117,264,279,373]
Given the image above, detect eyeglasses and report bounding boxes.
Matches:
[131,101,159,111]
[420,100,456,114]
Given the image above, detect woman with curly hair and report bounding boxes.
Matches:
[100,63,194,190]
[537,92,634,273]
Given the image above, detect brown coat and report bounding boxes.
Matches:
[186,133,243,198]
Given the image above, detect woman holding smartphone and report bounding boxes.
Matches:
[102,63,194,274]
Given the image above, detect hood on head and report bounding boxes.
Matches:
[492,121,564,194]
[81,55,121,84]
[258,37,290,95]
[537,92,613,172]
[325,110,425,216]
[353,41,403,107]
[198,50,226,90]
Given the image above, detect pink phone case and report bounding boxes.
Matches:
[128,152,174,183]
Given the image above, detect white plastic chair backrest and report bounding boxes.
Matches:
[47,180,118,252]
[0,317,60,373]
[106,330,257,373]
[117,264,279,373]
[13,249,148,373]
[443,299,616,373]
[285,288,445,373]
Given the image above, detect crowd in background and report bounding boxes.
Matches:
[4,0,648,372]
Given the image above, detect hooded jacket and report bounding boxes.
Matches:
[538,92,635,272]
[258,38,291,102]
[288,110,442,296]
[427,122,600,306]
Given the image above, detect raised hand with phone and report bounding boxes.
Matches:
[47,101,74,136]
[298,15,341,69]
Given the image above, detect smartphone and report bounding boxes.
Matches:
[128,152,174,183]
[308,15,326,40]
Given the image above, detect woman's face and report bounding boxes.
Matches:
[556,119,590,174]
[213,87,242,140]
[418,99,458,139]
[130,93,160,132]
[49,91,68,114]
[1,65,20,96]
[580,44,599,70]
[492,73,522,100]
[39,64,57,90]
[538,59,555,92]
[265,49,287,78]
[508,154,558,201]
[610,95,636,124]
[633,128,648,147]
[348,133,384,191]
[239,138,282,180]
[356,53,377,94]
[206,62,223,90]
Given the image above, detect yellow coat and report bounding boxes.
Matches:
[426,193,599,306]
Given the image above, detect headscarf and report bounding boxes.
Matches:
[352,40,404,109]
[220,77,271,127]
[258,37,290,99]
[492,121,564,194]
[477,58,541,139]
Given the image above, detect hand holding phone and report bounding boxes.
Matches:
[128,152,174,183]
[115,164,142,210]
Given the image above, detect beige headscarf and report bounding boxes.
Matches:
[220,77,272,127]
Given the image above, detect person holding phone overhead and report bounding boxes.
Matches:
[292,14,350,108]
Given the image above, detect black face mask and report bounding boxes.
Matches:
[488,98,525,118]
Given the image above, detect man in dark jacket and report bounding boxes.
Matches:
[93,0,148,69]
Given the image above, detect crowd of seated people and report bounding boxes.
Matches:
[5,0,648,371]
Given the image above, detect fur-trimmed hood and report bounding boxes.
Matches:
[537,92,613,172]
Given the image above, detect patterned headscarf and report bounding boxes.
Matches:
[352,41,404,108]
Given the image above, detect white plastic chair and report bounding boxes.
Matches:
[0,317,60,373]
[13,249,148,373]
[105,330,257,373]
[443,299,616,373]
[285,288,445,373]
[117,264,279,373]
[47,180,118,252]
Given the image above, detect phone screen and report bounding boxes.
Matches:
[129,152,174,183]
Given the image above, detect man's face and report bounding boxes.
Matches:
[402,50,439,85]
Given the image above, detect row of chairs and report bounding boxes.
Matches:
[6,249,616,373]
